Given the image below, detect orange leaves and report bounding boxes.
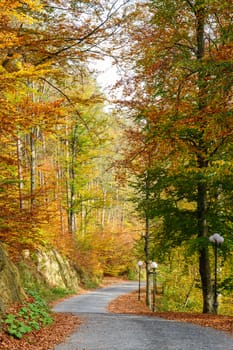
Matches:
[74,225,136,278]
[0,312,82,350]
[0,0,141,276]
[121,0,232,164]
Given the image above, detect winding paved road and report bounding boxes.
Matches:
[53,281,233,350]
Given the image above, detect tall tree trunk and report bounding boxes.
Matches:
[195,1,214,313]
[197,159,213,313]
[101,188,107,231]
[30,127,36,209]
[145,214,151,308]
[16,136,24,209]
[144,170,151,308]
[68,164,76,236]
[80,198,86,237]
[67,124,79,237]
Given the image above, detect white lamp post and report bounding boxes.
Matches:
[151,261,158,312]
[209,233,224,314]
[137,260,143,301]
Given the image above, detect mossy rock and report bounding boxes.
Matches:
[0,245,26,313]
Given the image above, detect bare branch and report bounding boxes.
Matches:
[184,0,196,14]
[39,0,131,64]
[40,77,98,141]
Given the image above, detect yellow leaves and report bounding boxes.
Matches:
[12,62,54,79]
[1,0,43,13]
[24,0,43,11]
[2,62,56,97]
[2,53,23,73]
[212,160,233,176]
[1,0,43,27]
[0,33,19,50]
[214,160,226,167]
[13,12,35,25]
[177,199,196,211]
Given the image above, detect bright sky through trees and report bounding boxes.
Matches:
[91,57,119,91]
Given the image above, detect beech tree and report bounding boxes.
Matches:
[118,0,233,313]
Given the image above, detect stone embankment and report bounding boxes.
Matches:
[0,244,81,313]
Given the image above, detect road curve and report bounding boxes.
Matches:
[53,282,233,350]
[53,281,139,314]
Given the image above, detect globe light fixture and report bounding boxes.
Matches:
[151,261,158,269]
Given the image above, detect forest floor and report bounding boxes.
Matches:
[0,278,232,350]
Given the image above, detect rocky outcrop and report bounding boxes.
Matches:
[36,249,80,290]
[0,245,81,316]
[0,244,26,313]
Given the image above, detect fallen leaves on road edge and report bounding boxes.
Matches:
[1,280,232,350]
[108,289,233,336]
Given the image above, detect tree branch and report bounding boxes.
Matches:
[39,0,131,64]
[185,0,196,14]
[40,77,97,141]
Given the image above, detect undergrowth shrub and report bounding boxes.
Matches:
[4,289,53,339]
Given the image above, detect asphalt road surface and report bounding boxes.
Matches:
[53,281,233,350]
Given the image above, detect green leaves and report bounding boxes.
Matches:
[4,290,53,339]
[5,314,32,339]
